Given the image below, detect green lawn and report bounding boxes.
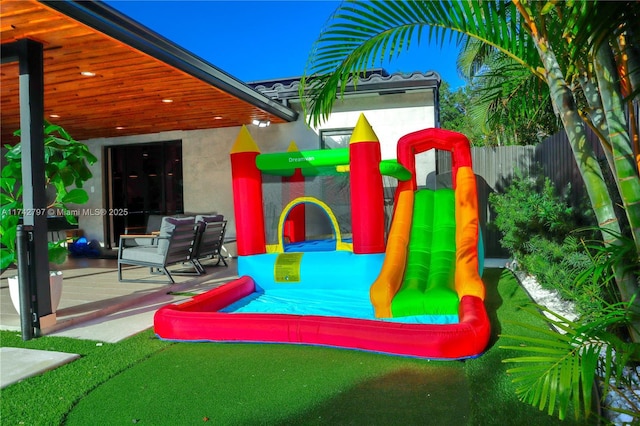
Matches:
[1,269,587,425]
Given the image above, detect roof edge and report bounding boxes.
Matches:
[40,0,298,123]
[250,70,441,101]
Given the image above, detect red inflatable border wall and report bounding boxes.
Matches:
[154,276,491,359]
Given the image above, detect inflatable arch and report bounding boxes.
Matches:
[267,196,352,253]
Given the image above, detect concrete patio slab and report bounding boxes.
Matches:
[0,347,80,389]
[0,256,239,389]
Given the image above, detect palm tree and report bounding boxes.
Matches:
[457,39,560,145]
[301,0,640,331]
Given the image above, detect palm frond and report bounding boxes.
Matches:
[462,49,556,144]
[501,301,640,420]
[501,305,598,420]
[575,226,640,290]
[301,0,541,126]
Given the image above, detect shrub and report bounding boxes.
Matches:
[489,171,607,317]
[489,171,578,254]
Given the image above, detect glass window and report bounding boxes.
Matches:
[320,128,353,149]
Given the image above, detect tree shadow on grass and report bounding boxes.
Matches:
[277,366,469,425]
[481,268,505,349]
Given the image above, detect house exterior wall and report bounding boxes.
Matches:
[78,88,437,255]
[302,90,437,159]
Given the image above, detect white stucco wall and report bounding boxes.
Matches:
[306,89,437,160]
[77,88,437,254]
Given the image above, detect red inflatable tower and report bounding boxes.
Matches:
[349,114,385,254]
[230,125,266,256]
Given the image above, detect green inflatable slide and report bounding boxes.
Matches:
[390,189,460,317]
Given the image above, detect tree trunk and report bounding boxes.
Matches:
[595,43,640,251]
[536,36,640,340]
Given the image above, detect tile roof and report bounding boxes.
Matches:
[249,69,441,101]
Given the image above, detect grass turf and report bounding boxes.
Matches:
[1,269,585,425]
[0,329,172,425]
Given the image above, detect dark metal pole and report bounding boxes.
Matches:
[17,38,50,329]
[16,225,34,341]
[3,37,49,336]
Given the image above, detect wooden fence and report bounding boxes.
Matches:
[436,127,605,258]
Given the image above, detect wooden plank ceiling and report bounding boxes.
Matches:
[0,0,287,143]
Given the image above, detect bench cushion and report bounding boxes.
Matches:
[158,216,195,253]
[195,214,224,223]
[120,246,165,264]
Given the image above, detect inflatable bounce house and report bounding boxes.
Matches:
[154,114,490,359]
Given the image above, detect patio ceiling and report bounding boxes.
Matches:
[0,0,297,143]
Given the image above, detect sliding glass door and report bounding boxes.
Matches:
[104,141,183,247]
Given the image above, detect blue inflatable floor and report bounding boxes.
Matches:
[220,289,458,324]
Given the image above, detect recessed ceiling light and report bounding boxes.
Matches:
[80,71,96,77]
[161,99,173,103]
[252,119,270,127]
[49,114,60,118]
[116,126,125,130]
[214,115,223,120]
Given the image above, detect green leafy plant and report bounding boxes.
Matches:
[489,171,580,254]
[501,301,640,422]
[502,224,640,422]
[488,170,608,317]
[575,227,640,300]
[522,235,620,319]
[0,121,97,272]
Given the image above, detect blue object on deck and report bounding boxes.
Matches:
[68,237,101,258]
